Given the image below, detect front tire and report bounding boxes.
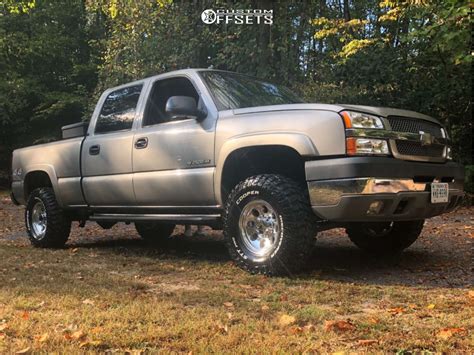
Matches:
[346,220,424,254]
[135,222,176,245]
[25,187,71,248]
[223,174,315,276]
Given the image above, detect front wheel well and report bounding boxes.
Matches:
[24,171,52,198]
[220,145,307,203]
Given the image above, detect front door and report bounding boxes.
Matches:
[132,76,216,207]
[82,84,144,206]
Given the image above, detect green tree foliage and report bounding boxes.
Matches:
[0,0,99,165]
[0,0,471,189]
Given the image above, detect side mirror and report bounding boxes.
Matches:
[165,96,206,120]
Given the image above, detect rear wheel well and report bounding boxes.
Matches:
[221,145,306,203]
[24,171,52,198]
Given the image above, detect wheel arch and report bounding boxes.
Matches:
[23,165,63,206]
[216,133,316,204]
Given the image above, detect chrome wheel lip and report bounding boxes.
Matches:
[30,199,47,240]
[238,199,281,261]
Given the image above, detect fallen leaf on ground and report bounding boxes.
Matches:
[215,322,228,334]
[289,326,303,334]
[324,320,355,332]
[82,299,95,305]
[35,333,49,343]
[388,307,405,315]
[21,311,29,320]
[436,327,466,340]
[426,304,436,309]
[65,330,87,341]
[15,347,31,354]
[223,302,234,308]
[278,314,296,327]
[357,339,378,346]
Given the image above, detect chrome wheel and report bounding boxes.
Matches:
[238,199,281,260]
[30,199,47,240]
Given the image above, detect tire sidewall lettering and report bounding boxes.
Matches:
[235,190,259,206]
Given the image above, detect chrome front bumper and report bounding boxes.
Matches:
[308,178,463,206]
[305,157,465,221]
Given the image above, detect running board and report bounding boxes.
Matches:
[89,213,221,223]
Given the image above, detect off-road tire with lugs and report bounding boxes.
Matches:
[223,174,315,276]
[25,187,71,248]
[346,220,424,254]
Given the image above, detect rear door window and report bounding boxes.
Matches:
[95,85,143,134]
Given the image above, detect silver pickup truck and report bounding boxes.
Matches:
[11,69,464,275]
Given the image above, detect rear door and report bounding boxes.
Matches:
[82,83,145,206]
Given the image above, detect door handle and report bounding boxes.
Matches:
[134,137,148,149]
[89,144,100,155]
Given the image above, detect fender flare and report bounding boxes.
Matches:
[23,164,63,207]
[215,132,317,204]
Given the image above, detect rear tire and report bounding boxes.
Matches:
[135,222,176,245]
[346,220,424,254]
[223,174,315,276]
[25,187,71,248]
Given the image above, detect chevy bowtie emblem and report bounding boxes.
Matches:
[419,131,434,146]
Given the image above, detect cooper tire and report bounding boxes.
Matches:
[25,187,71,248]
[135,222,176,245]
[223,174,315,276]
[346,220,424,254]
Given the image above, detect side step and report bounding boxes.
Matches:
[89,213,221,223]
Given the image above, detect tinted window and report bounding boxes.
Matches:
[95,85,142,134]
[199,71,303,110]
[143,77,199,126]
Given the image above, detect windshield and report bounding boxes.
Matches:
[199,71,304,110]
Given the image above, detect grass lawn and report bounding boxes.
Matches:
[0,196,472,353]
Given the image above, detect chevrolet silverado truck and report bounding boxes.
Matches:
[11,69,464,275]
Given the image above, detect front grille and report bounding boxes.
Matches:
[387,116,446,160]
[388,116,443,137]
[395,140,445,158]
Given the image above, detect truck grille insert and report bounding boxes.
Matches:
[395,141,445,158]
[388,116,443,137]
[387,116,446,160]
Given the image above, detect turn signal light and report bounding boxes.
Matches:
[346,138,389,156]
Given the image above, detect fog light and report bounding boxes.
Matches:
[346,138,389,155]
[367,201,384,215]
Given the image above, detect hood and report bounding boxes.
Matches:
[232,103,439,124]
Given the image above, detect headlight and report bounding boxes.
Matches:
[346,138,389,155]
[341,111,384,129]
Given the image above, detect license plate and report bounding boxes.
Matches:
[431,183,449,203]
